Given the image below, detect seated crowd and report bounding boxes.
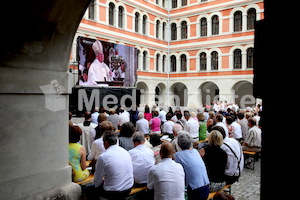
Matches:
[68,103,262,200]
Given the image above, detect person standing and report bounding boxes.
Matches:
[87,40,112,86]
[175,134,210,200]
[147,142,185,200]
[184,112,200,143]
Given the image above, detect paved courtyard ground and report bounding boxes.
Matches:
[230,158,261,200]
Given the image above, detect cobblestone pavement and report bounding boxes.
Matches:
[230,159,261,200]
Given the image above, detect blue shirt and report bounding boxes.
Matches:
[175,149,210,190]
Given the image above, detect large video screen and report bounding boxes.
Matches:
[77,36,138,87]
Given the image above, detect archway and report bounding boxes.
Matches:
[170,82,188,107]
[199,81,219,106]
[232,80,254,108]
[154,82,167,107]
[136,81,149,106]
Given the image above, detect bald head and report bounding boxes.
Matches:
[160,142,174,159]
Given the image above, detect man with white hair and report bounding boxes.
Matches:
[87,40,112,86]
[136,112,149,135]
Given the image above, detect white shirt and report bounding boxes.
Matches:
[136,118,149,134]
[148,158,185,200]
[158,110,167,122]
[215,122,229,138]
[221,137,244,177]
[91,112,99,124]
[162,121,174,134]
[77,122,97,155]
[129,144,155,184]
[118,112,130,126]
[244,126,262,148]
[87,136,106,161]
[87,59,111,86]
[94,145,134,191]
[231,121,242,139]
[184,118,199,139]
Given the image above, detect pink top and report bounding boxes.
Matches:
[144,113,152,121]
[150,117,161,132]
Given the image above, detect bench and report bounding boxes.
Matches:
[207,184,231,200]
[129,186,147,196]
[243,150,258,170]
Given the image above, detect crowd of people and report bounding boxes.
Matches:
[68,103,262,200]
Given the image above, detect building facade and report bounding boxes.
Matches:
[70,0,264,109]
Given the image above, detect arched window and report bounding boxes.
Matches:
[162,55,166,72]
[172,0,177,8]
[156,20,160,39]
[142,15,147,35]
[180,54,187,71]
[88,0,95,20]
[211,51,218,70]
[137,50,140,70]
[171,23,177,40]
[143,51,147,70]
[162,22,166,40]
[200,18,207,37]
[212,15,219,35]
[233,49,242,69]
[135,12,140,33]
[118,6,124,28]
[170,55,177,72]
[156,54,160,71]
[247,48,254,68]
[200,52,207,71]
[181,21,187,39]
[109,3,115,26]
[234,11,242,32]
[247,8,256,30]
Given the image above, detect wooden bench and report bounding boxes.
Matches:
[207,184,231,200]
[129,186,147,196]
[243,150,257,170]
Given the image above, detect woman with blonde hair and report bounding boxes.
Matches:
[200,130,227,192]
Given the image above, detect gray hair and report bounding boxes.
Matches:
[172,123,183,134]
[132,131,145,144]
[138,112,144,119]
[177,133,192,150]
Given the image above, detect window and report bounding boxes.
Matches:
[118,6,124,28]
[137,50,140,69]
[171,23,177,40]
[109,3,115,26]
[211,51,218,70]
[156,54,160,71]
[88,0,95,20]
[170,55,177,72]
[172,0,177,8]
[181,21,187,39]
[233,49,242,69]
[156,20,160,39]
[143,51,147,70]
[200,52,207,70]
[247,8,256,30]
[182,0,187,6]
[234,11,242,32]
[212,15,219,35]
[142,15,147,35]
[162,22,166,40]
[200,18,207,37]
[247,48,254,68]
[180,54,187,71]
[135,12,140,33]
[162,55,166,72]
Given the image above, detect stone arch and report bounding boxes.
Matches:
[155,82,167,107]
[199,81,220,106]
[136,81,149,106]
[231,80,254,108]
[169,82,188,107]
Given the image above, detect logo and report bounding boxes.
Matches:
[40,80,66,112]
